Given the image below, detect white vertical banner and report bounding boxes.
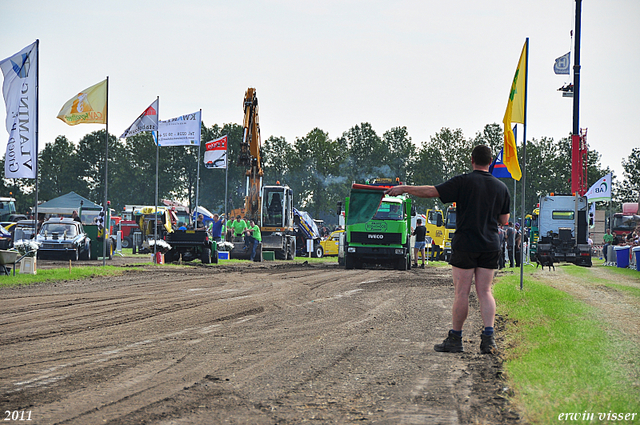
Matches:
[153,110,201,147]
[204,135,228,169]
[0,41,38,179]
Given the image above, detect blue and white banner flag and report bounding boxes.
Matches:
[585,173,612,202]
[0,41,38,179]
[153,110,201,147]
[489,148,512,179]
[554,52,571,75]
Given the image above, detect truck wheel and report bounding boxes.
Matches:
[164,250,174,263]
[80,242,91,260]
[122,237,132,249]
[396,257,407,271]
[345,254,354,269]
[212,250,219,264]
[201,247,212,264]
[286,237,296,260]
[313,244,323,258]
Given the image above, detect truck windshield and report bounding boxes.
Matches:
[373,202,403,220]
[613,215,638,232]
[552,211,574,220]
[445,211,456,229]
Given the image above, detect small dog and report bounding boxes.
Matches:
[535,253,555,271]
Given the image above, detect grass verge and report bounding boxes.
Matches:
[0,265,138,288]
[494,273,640,424]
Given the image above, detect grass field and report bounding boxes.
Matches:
[0,265,137,287]
[494,264,640,424]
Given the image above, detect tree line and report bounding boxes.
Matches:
[1,121,638,224]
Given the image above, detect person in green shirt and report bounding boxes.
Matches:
[231,215,248,239]
[244,219,262,261]
[602,229,614,261]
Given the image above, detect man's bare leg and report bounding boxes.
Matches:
[474,267,496,328]
[451,266,475,331]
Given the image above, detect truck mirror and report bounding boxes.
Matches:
[411,206,416,217]
[525,218,531,227]
[336,202,342,215]
[437,215,443,227]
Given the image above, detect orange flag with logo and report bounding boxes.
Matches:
[57,79,107,125]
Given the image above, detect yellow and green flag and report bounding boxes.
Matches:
[57,79,107,125]
[502,40,527,181]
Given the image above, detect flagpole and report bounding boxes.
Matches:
[34,39,39,239]
[154,96,159,260]
[195,109,202,219]
[102,76,109,266]
[224,152,228,241]
[512,126,517,270]
[519,38,530,290]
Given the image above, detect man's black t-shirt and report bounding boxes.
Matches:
[413,225,427,242]
[435,170,510,252]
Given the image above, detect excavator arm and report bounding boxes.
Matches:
[238,88,264,223]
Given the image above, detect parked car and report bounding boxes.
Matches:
[36,218,91,260]
[12,220,37,243]
[320,229,344,257]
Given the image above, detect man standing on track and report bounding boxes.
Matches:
[412,218,427,269]
[385,145,510,354]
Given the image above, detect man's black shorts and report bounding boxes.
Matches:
[450,250,501,270]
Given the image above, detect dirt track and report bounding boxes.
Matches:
[0,261,518,424]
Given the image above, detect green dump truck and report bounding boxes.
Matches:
[342,180,413,270]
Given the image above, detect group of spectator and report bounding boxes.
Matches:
[602,225,640,262]
[498,222,524,269]
[225,215,262,261]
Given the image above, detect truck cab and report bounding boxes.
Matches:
[344,189,413,270]
[537,194,591,267]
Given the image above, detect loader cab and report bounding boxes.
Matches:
[261,185,293,230]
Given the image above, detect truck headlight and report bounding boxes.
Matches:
[63,243,74,248]
[395,249,404,255]
[347,247,356,253]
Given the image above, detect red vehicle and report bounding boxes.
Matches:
[611,203,640,240]
[110,216,139,249]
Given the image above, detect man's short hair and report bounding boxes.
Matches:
[472,145,493,167]
[417,219,422,224]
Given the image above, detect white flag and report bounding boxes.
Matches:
[204,135,227,169]
[153,110,201,146]
[585,173,612,202]
[120,99,158,139]
[1,41,38,179]
[553,52,570,75]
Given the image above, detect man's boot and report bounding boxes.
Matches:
[434,330,463,353]
[480,333,497,354]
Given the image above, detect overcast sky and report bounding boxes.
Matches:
[2,0,638,184]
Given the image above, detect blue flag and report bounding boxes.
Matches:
[490,148,512,178]
[554,52,571,75]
